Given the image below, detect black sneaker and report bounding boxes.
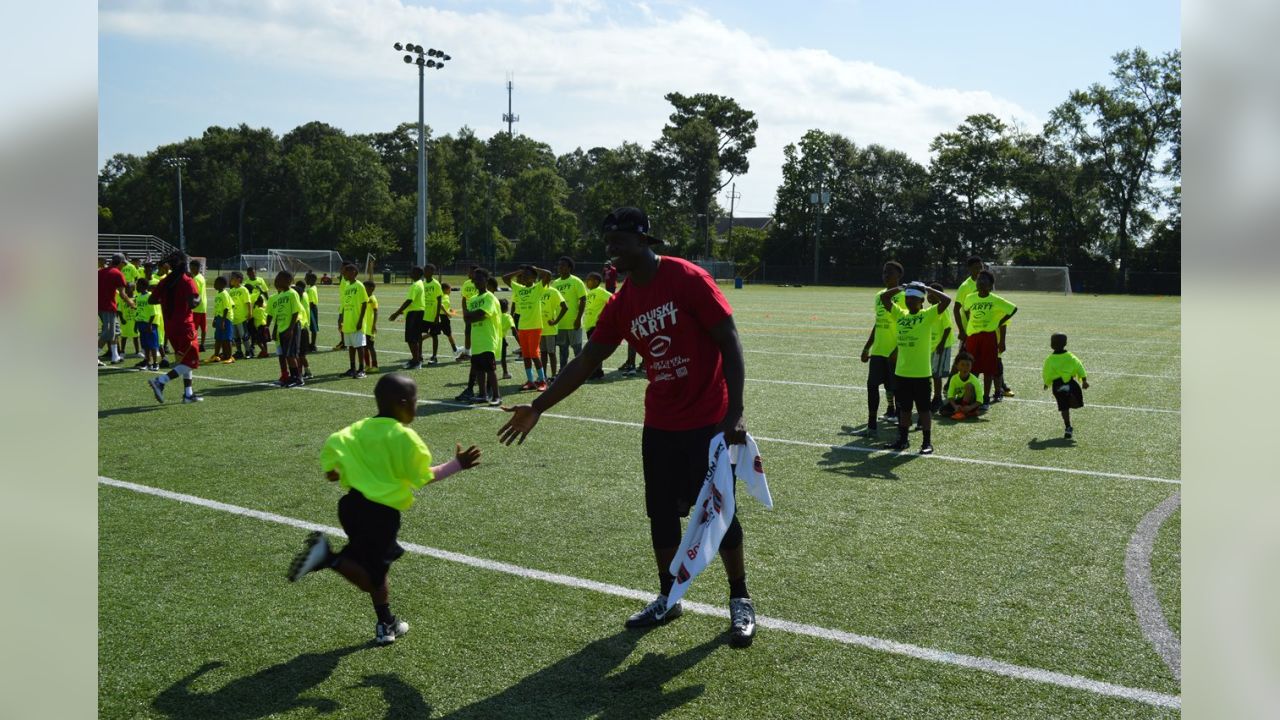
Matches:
[303,369,313,379]
[341,368,356,378]
[1065,426,1074,440]
[885,439,908,452]
[729,598,757,648]
[930,397,943,412]
[625,595,683,629]
[181,394,204,404]
[919,444,934,455]
[159,359,171,369]
[455,391,475,402]
[375,617,409,646]
[427,357,438,365]
[354,370,367,379]
[883,408,898,422]
[856,425,878,438]
[488,397,502,407]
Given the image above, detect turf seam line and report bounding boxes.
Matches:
[96,476,1181,710]
[98,367,1180,485]
[1124,491,1182,681]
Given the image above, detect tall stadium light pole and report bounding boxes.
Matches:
[164,156,190,251]
[809,185,830,284]
[394,42,450,266]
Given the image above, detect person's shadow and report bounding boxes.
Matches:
[818,441,919,480]
[152,644,369,719]
[1027,436,1076,450]
[348,673,434,719]
[440,629,722,719]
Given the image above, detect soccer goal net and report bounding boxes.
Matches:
[985,265,1072,295]
[268,249,345,276]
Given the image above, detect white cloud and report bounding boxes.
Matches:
[100,0,1039,214]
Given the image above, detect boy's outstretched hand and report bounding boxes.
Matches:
[455,443,482,469]
[498,404,542,445]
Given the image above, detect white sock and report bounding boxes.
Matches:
[184,386,194,398]
[110,347,121,361]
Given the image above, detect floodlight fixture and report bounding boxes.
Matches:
[394,42,403,50]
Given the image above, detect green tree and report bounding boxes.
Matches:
[927,114,1018,262]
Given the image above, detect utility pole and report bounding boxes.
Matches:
[809,182,830,285]
[724,182,740,266]
[395,42,450,266]
[503,73,520,136]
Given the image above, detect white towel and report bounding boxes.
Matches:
[667,432,772,605]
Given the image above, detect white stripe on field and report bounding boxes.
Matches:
[98,367,1180,485]
[97,476,1181,710]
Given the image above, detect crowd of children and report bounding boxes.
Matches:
[860,256,1089,453]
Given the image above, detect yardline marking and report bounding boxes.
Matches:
[96,475,1181,711]
[1125,491,1182,681]
[97,366,1180,485]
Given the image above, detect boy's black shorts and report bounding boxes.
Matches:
[336,489,404,587]
[893,375,932,413]
[868,355,896,391]
[405,311,424,343]
[641,423,719,519]
[470,351,495,373]
[1052,379,1085,411]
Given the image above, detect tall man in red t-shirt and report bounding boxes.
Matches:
[97,253,136,365]
[499,207,757,647]
[146,251,204,404]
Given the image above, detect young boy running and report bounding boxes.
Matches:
[880,281,952,454]
[287,373,482,645]
[859,261,905,436]
[954,270,1017,411]
[502,265,553,391]
[927,282,953,411]
[462,269,503,406]
[1043,333,1089,439]
[208,276,234,363]
[305,272,321,352]
[363,281,380,371]
[293,279,313,379]
[939,352,984,419]
[583,272,612,380]
[266,271,305,387]
[338,263,370,378]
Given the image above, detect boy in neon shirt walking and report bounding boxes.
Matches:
[1043,333,1089,439]
[287,373,482,645]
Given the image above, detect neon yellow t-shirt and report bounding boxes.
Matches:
[364,295,379,336]
[889,303,940,378]
[340,280,370,333]
[870,289,905,357]
[440,295,453,317]
[404,279,426,313]
[501,313,515,337]
[252,304,267,327]
[422,278,443,321]
[552,274,588,330]
[306,285,319,306]
[122,264,141,285]
[540,285,565,337]
[931,302,953,351]
[296,288,311,329]
[947,372,984,404]
[461,279,478,304]
[213,289,232,320]
[960,292,1016,334]
[267,289,304,333]
[228,286,250,323]
[467,291,502,356]
[135,292,155,325]
[509,280,547,331]
[320,417,435,511]
[154,301,165,338]
[954,276,977,320]
[583,286,612,330]
[192,273,207,313]
[1043,351,1086,385]
[246,275,270,298]
[119,303,138,338]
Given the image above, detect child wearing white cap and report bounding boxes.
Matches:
[879,282,953,454]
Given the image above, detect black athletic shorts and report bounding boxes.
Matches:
[405,311,424,343]
[336,489,404,587]
[894,376,932,413]
[641,423,719,519]
[470,351,495,373]
[868,354,897,391]
[1052,379,1085,411]
[431,316,452,336]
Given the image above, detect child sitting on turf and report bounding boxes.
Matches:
[209,276,234,363]
[287,373,482,645]
[939,351,984,419]
[293,280,313,378]
[1043,333,1089,439]
[363,281,380,370]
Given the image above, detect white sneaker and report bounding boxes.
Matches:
[147,377,165,403]
[375,617,409,645]
[287,531,331,581]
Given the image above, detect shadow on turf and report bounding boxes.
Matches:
[818,440,921,480]
[97,404,168,418]
[1027,436,1077,450]
[152,643,399,719]
[439,629,721,719]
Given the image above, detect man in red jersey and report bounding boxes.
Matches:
[499,207,757,647]
[98,253,136,365]
[146,251,204,404]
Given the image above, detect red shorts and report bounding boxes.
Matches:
[166,324,200,369]
[964,332,998,375]
[517,328,542,359]
[193,312,206,333]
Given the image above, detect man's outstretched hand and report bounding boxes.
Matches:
[498,404,542,446]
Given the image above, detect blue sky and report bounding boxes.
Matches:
[99,0,1179,216]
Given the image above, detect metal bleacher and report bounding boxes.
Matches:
[97,234,179,263]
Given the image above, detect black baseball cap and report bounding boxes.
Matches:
[602,207,661,245]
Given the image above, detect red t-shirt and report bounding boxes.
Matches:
[155,273,199,334]
[97,267,126,312]
[591,256,732,431]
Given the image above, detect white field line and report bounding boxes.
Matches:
[1125,492,1182,681]
[98,367,1180,485]
[97,475,1181,710]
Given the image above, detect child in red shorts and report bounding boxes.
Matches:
[955,270,1016,411]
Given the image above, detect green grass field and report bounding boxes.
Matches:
[98,281,1181,718]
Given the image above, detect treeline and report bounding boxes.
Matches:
[99,48,1179,279]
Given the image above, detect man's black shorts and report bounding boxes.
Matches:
[336,489,404,587]
[868,354,897,391]
[1052,379,1085,411]
[641,423,719,519]
[405,310,425,343]
[470,351,495,374]
[894,375,932,413]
